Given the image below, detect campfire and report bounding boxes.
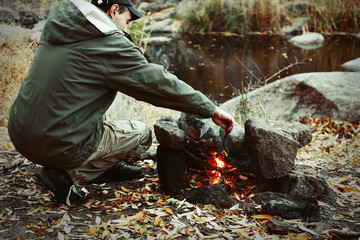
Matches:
[155,113,253,200]
[202,150,236,187]
[154,113,325,220]
[154,113,254,209]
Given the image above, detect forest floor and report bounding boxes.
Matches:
[0,117,359,240]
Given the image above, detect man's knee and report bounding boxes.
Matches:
[140,125,152,149]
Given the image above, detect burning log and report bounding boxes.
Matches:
[183,148,214,170]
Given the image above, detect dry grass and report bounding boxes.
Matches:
[180,0,360,34]
[307,0,360,33]
[0,36,36,127]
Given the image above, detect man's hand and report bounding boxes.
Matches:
[211,107,234,133]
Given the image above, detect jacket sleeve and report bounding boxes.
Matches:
[104,35,217,118]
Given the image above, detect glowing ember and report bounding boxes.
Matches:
[206,170,222,185]
[206,150,235,186]
[208,152,227,169]
[214,157,225,168]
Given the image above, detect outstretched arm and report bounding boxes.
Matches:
[211,107,234,133]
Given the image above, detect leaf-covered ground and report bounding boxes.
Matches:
[0,117,359,240]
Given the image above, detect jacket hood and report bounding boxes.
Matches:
[41,0,123,44]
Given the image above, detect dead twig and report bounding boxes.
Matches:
[232,55,310,124]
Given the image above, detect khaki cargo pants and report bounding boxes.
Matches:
[67,120,152,186]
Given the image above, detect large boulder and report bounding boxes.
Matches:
[221,72,360,123]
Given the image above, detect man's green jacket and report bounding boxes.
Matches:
[8,0,216,169]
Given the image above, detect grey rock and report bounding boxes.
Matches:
[221,72,360,123]
[143,36,172,43]
[253,191,320,220]
[221,122,247,158]
[154,116,187,149]
[342,57,360,72]
[0,24,29,37]
[289,32,324,49]
[188,184,237,209]
[259,165,331,200]
[281,17,312,36]
[275,121,312,147]
[176,0,196,17]
[177,112,211,140]
[146,18,174,33]
[0,20,44,41]
[245,117,311,179]
[0,7,21,22]
[137,2,151,12]
[267,218,302,235]
[138,2,174,13]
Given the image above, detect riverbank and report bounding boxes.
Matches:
[0,1,359,239]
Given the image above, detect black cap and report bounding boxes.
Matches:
[92,0,144,21]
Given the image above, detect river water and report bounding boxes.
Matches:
[145,34,360,103]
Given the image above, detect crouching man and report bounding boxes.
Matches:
[8,0,234,205]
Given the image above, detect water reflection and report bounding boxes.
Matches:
[145,34,360,103]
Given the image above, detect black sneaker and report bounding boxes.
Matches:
[35,167,88,205]
[91,162,144,184]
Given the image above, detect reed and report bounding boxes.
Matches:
[129,11,153,54]
[180,0,360,34]
[307,0,360,33]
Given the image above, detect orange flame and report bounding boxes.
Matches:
[208,153,227,169]
[214,156,225,168]
[206,150,233,186]
[206,170,222,185]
